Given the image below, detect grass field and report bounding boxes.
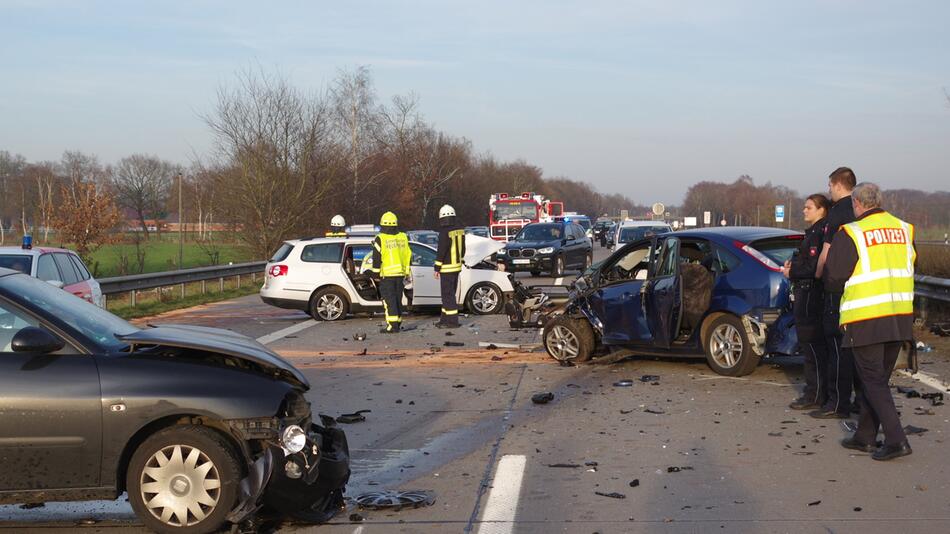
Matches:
[917,243,950,278]
[88,240,255,277]
[106,276,261,319]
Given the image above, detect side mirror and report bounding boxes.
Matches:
[12,326,65,354]
[47,280,65,289]
[562,238,568,245]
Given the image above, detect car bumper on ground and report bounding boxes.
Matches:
[499,255,554,272]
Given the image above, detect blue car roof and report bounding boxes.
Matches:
[673,226,802,243]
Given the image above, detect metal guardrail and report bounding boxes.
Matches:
[916,274,950,304]
[98,261,266,307]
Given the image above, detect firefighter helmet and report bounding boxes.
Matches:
[439,204,456,219]
[330,214,346,228]
[380,211,399,227]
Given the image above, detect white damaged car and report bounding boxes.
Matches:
[260,232,513,320]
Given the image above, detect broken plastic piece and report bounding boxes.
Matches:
[640,375,660,382]
[897,386,921,398]
[354,490,436,511]
[644,408,665,414]
[531,392,555,404]
[444,341,465,347]
[666,466,693,473]
[594,491,626,499]
[613,380,634,387]
[547,463,581,468]
[629,479,640,487]
[336,409,371,424]
[353,332,367,341]
[349,513,364,522]
[915,341,933,352]
[808,500,821,506]
[904,425,928,435]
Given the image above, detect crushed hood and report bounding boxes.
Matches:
[117,324,309,389]
[465,234,506,266]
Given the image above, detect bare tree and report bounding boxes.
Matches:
[111,154,175,238]
[203,67,334,258]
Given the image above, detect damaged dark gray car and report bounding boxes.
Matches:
[0,269,349,533]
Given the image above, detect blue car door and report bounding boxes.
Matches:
[644,236,683,349]
[586,241,655,345]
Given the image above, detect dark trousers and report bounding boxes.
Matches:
[852,342,907,446]
[379,277,404,331]
[822,292,856,414]
[801,341,829,406]
[438,271,460,326]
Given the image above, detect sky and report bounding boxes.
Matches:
[1,0,948,204]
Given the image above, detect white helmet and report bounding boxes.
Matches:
[439,204,456,219]
[330,214,346,228]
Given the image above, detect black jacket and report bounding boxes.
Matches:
[435,220,466,273]
[789,218,826,280]
[824,208,916,347]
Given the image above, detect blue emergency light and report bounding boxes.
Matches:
[22,235,32,250]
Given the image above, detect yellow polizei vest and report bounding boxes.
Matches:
[839,211,915,325]
[376,232,411,277]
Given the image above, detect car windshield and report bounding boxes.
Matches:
[412,233,439,246]
[0,273,139,351]
[750,236,803,265]
[515,224,562,242]
[619,226,669,243]
[0,254,32,274]
[574,219,592,231]
[493,202,538,220]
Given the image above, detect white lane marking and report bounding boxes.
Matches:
[896,369,949,392]
[255,319,317,345]
[554,277,564,286]
[476,454,526,534]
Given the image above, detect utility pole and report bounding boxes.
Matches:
[178,171,183,269]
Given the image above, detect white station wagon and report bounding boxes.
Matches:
[260,232,514,321]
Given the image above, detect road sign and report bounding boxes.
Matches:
[619,209,629,221]
[775,205,785,223]
[652,203,665,216]
[703,211,711,225]
[684,216,697,227]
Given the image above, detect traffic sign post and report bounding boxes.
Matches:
[775,205,785,223]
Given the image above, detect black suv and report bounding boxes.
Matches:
[498,222,593,277]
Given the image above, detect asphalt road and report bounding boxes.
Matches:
[4,243,950,533]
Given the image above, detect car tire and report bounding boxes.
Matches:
[703,314,760,376]
[543,316,594,362]
[467,283,503,315]
[551,256,564,277]
[310,287,350,321]
[127,425,241,534]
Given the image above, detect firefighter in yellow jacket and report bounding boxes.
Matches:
[369,212,412,333]
[325,215,347,237]
[825,182,915,461]
[434,204,466,328]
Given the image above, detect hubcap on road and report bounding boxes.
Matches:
[318,294,344,320]
[473,286,498,312]
[710,324,743,368]
[141,444,220,527]
[546,325,579,360]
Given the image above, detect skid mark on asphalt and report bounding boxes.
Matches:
[474,455,527,534]
[256,319,317,345]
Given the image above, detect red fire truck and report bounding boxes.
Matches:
[488,192,564,241]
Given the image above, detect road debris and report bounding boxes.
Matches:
[444,341,465,347]
[931,322,950,337]
[667,466,693,473]
[532,392,555,404]
[897,386,921,398]
[915,341,934,353]
[349,513,364,522]
[808,500,821,506]
[904,425,929,435]
[353,332,367,341]
[547,463,582,468]
[629,479,640,487]
[336,409,371,424]
[640,375,660,382]
[921,392,944,406]
[613,379,634,387]
[354,490,436,511]
[594,491,626,499]
[644,408,665,414]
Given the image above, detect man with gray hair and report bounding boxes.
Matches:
[824,182,916,461]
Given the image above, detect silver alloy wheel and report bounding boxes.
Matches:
[710,323,744,368]
[140,444,221,527]
[317,293,344,320]
[546,325,580,360]
[471,285,499,313]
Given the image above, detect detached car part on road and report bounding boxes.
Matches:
[509,227,801,376]
[0,269,349,533]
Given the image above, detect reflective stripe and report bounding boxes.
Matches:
[840,292,915,312]
[441,308,458,315]
[844,268,914,286]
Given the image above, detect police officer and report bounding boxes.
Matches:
[825,182,915,460]
[811,166,858,419]
[783,193,831,410]
[369,212,411,333]
[434,204,466,328]
[326,215,347,237]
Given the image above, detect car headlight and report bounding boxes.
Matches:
[538,247,554,254]
[280,424,307,454]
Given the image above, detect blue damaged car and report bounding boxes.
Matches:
[533,227,802,376]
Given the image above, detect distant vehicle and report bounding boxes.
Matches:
[609,220,672,250]
[497,221,593,277]
[593,220,616,245]
[554,213,593,240]
[0,268,350,532]
[0,241,103,307]
[465,226,490,238]
[489,192,564,242]
[527,227,801,376]
[261,234,514,319]
[406,230,439,247]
